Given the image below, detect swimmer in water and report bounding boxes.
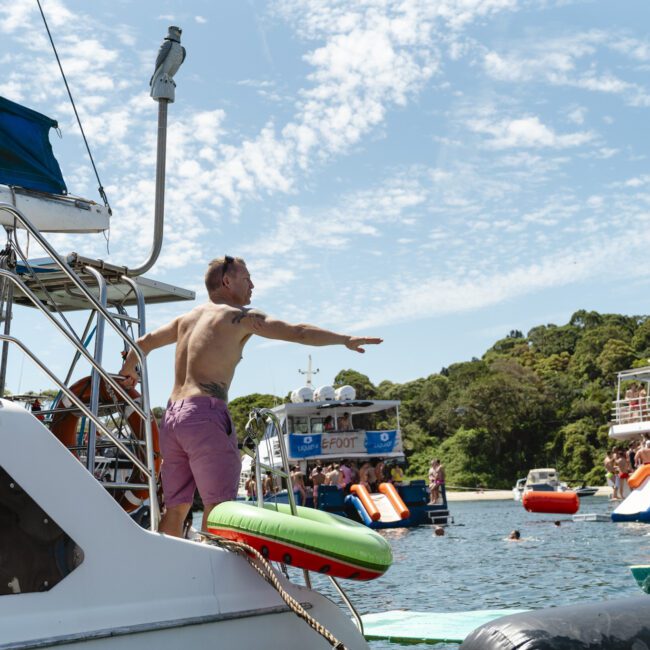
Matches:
[508,529,521,541]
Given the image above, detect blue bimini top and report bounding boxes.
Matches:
[0,96,67,195]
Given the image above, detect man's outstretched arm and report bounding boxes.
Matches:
[237,309,382,353]
[119,317,180,386]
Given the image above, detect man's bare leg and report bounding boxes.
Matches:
[201,502,219,533]
[159,503,192,537]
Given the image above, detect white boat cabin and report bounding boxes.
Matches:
[254,393,404,470]
[609,366,650,440]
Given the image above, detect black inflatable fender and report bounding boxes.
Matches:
[460,596,650,650]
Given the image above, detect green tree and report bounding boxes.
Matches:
[333,369,377,399]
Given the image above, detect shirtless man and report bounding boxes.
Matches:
[311,465,326,507]
[604,449,618,499]
[635,440,650,466]
[616,449,633,499]
[120,256,382,537]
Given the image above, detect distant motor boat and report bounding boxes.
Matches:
[512,478,526,501]
[522,468,569,494]
[573,486,598,497]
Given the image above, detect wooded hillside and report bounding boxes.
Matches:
[229,310,647,488]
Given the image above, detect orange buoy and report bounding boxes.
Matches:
[350,483,381,521]
[629,464,650,491]
[378,482,410,519]
[50,375,161,513]
[522,490,579,515]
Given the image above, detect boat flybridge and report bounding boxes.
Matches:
[0,22,369,650]
[609,365,650,441]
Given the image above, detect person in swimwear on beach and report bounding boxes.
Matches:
[119,255,382,537]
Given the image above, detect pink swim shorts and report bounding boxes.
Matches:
[160,396,241,508]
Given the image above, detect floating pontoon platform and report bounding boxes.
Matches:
[572,513,611,522]
[361,609,527,644]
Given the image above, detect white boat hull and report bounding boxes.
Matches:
[0,400,367,650]
[0,185,110,233]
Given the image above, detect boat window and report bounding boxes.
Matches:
[311,417,325,433]
[0,465,84,596]
[289,416,309,434]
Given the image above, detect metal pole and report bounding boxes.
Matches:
[0,265,146,420]
[84,267,107,474]
[127,100,168,277]
[120,276,159,530]
[0,282,13,397]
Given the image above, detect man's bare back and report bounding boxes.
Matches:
[171,303,257,402]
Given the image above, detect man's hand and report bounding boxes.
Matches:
[345,337,383,353]
[118,366,139,389]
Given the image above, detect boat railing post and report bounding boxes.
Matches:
[83,266,107,475]
[120,274,159,530]
[0,335,149,474]
[0,260,147,421]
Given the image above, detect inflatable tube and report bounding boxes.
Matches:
[350,483,381,521]
[628,463,650,490]
[460,596,650,650]
[522,490,579,515]
[379,482,410,519]
[207,501,392,581]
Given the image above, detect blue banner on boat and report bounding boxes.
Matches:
[288,430,400,458]
[365,430,398,455]
[289,433,322,458]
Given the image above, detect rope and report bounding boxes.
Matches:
[201,531,347,649]
[35,0,112,215]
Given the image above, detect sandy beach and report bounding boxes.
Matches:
[445,487,610,501]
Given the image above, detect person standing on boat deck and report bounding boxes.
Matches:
[119,255,382,537]
[428,459,439,504]
[635,440,650,466]
[311,465,326,507]
[604,449,618,499]
[616,449,632,498]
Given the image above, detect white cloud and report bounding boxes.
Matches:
[467,115,593,149]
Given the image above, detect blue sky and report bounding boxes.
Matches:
[1,0,650,406]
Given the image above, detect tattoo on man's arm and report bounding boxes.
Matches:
[231,309,265,326]
[199,382,229,401]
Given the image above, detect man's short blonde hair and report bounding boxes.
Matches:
[204,256,246,294]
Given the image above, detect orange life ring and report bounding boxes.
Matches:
[50,375,161,513]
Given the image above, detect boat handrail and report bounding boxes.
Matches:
[0,202,159,528]
[610,396,650,424]
[244,407,364,634]
[0,335,149,475]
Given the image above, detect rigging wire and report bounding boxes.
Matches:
[35,0,113,216]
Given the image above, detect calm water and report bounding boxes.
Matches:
[198,496,650,648]
[299,496,650,648]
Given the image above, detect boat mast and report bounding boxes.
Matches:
[298,354,319,388]
[128,26,186,277]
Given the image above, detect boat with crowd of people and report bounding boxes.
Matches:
[0,19,371,650]
[242,381,450,527]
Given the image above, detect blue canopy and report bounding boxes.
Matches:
[0,96,67,195]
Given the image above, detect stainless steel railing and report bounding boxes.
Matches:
[243,408,364,634]
[0,201,159,529]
